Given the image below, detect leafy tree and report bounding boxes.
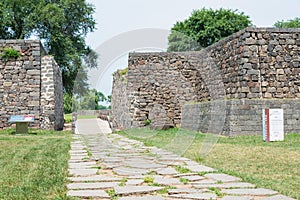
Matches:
[274,17,300,28]
[0,0,96,94]
[64,93,79,114]
[64,93,73,114]
[79,89,108,110]
[168,8,252,52]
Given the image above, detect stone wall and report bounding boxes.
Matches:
[40,56,64,130]
[112,50,227,129]
[111,28,300,135]
[181,27,300,135]
[182,99,300,135]
[0,40,63,130]
[111,70,131,129]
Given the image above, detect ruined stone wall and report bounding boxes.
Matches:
[111,70,131,130]
[0,40,44,128]
[111,28,300,134]
[181,27,300,135]
[182,99,300,135]
[40,56,64,130]
[0,40,63,130]
[195,27,300,100]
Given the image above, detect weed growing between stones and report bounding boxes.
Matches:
[106,189,119,200]
[118,178,128,186]
[157,186,177,194]
[144,176,154,184]
[91,166,102,170]
[179,178,189,185]
[175,165,191,173]
[208,187,224,197]
[198,172,210,176]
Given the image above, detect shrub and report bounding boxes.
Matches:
[1,47,21,61]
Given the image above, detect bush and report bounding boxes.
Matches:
[1,47,21,61]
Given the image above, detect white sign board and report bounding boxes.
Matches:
[262,109,284,142]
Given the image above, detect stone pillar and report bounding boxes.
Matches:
[40,55,64,130]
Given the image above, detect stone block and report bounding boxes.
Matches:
[245,38,256,45]
[68,190,109,198]
[27,70,40,75]
[241,87,250,93]
[261,81,269,87]
[3,82,12,87]
[277,69,285,75]
[114,186,164,196]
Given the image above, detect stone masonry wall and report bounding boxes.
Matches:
[111,28,300,134]
[40,56,64,130]
[111,70,131,130]
[0,40,44,128]
[181,27,300,135]
[0,40,63,130]
[126,52,207,128]
[182,99,300,135]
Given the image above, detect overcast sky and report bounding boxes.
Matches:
[84,0,300,96]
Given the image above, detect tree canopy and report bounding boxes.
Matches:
[274,17,300,28]
[167,8,252,52]
[0,0,96,94]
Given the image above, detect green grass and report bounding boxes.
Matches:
[0,128,73,200]
[64,114,97,123]
[77,115,97,119]
[64,114,72,123]
[116,128,300,199]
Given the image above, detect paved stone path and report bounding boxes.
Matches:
[67,118,295,200]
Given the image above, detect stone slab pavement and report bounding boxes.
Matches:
[67,118,295,200]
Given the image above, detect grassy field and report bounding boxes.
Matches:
[0,128,73,200]
[117,128,300,199]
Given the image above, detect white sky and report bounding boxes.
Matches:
[84,0,300,97]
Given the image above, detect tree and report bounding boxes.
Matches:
[64,93,79,114]
[79,89,108,110]
[0,0,97,94]
[274,17,300,28]
[167,8,252,52]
